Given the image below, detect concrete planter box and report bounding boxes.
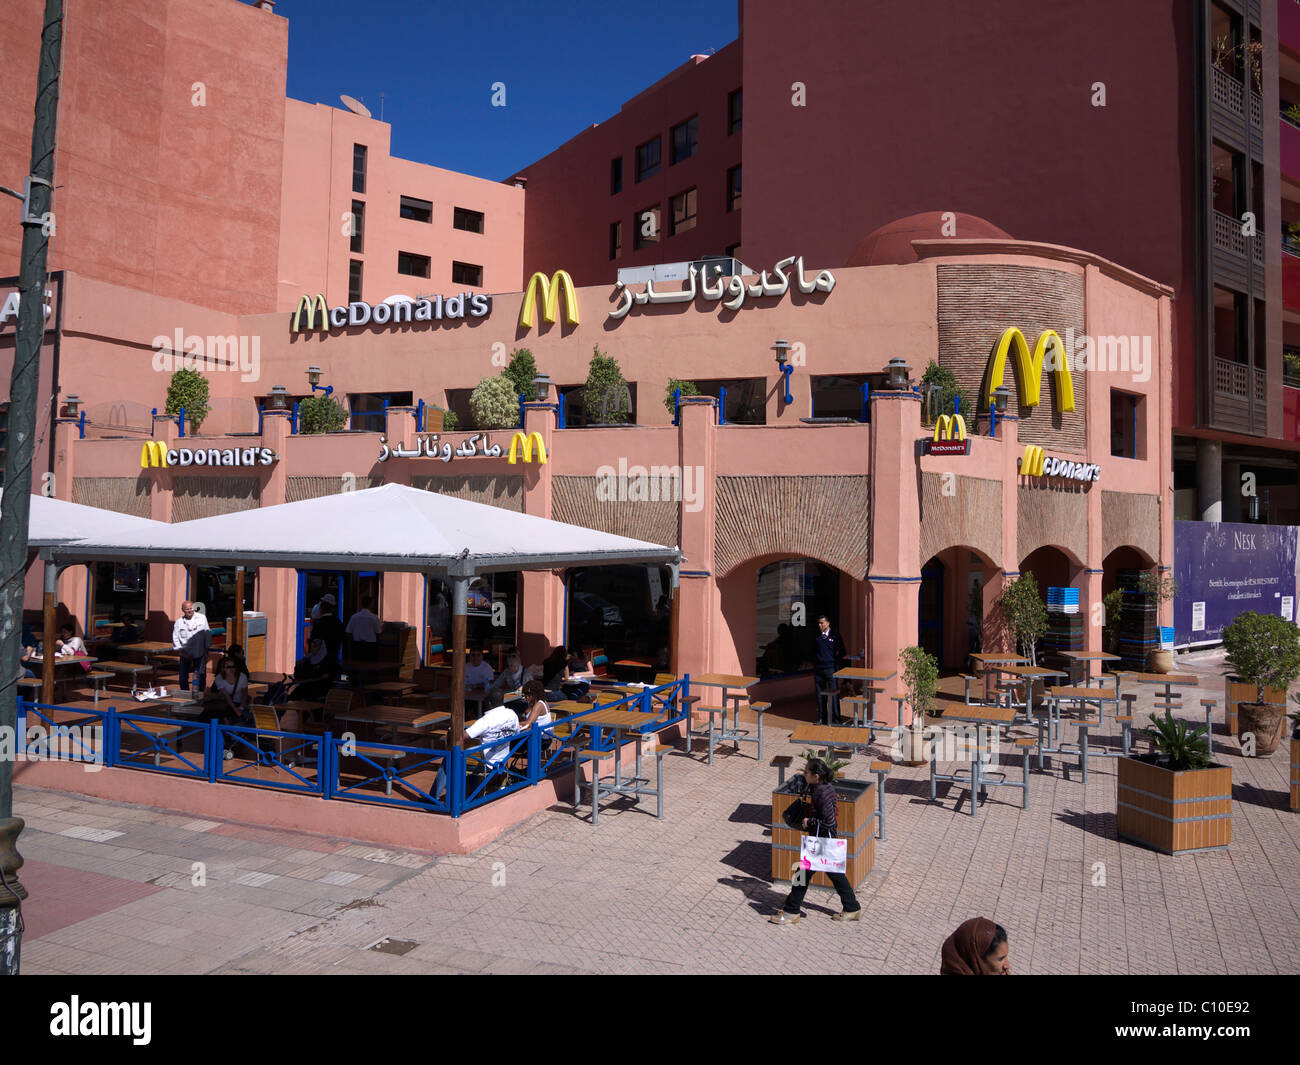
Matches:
[1116,755,1232,854]
[771,778,875,891]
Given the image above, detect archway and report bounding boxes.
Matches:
[920,546,999,670]
[1018,545,1083,667]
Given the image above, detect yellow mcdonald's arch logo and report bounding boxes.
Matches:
[518,270,579,330]
[933,414,966,441]
[507,431,547,465]
[140,441,170,468]
[291,293,330,333]
[1020,445,1046,477]
[986,327,1075,412]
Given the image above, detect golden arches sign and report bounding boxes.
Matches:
[291,293,329,333]
[518,270,579,330]
[933,414,966,441]
[985,327,1075,412]
[140,441,170,468]
[507,431,547,465]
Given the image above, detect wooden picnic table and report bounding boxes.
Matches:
[332,703,448,743]
[968,653,1028,704]
[685,673,761,763]
[1059,651,1122,686]
[833,666,897,727]
[95,660,159,694]
[568,707,669,823]
[248,670,289,686]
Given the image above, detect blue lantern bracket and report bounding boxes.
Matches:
[780,364,794,405]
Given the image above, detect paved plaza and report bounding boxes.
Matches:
[12,649,1300,975]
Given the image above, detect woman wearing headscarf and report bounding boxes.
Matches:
[940,917,1011,974]
[769,756,862,925]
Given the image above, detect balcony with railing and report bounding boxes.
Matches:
[1213,356,1266,402]
[1212,64,1262,127]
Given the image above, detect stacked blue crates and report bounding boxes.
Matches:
[1042,586,1083,669]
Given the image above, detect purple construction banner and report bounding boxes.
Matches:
[1173,521,1297,646]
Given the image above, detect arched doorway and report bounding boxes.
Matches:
[919,547,999,670]
[1018,545,1082,668]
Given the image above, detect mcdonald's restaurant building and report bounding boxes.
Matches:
[33,235,1173,717]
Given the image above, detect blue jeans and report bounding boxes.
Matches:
[433,759,505,803]
[179,654,206,693]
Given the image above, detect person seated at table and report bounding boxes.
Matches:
[465,647,495,691]
[284,638,336,703]
[55,623,86,657]
[560,646,594,700]
[433,691,521,801]
[203,656,254,750]
[540,646,569,690]
[940,917,1010,975]
[116,613,141,644]
[519,679,552,731]
[20,643,38,680]
[224,643,251,680]
[488,652,525,699]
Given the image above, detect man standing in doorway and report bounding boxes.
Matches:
[173,600,211,694]
[345,596,383,659]
[813,614,846,725]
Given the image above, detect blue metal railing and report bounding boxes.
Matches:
[14,677,691,818]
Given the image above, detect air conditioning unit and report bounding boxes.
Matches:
[617,256,749,286]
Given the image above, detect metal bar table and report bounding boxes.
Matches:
[569,707,668,823]
[688,673,761,762]
[968,653,1027,705]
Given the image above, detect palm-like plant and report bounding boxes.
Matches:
[802,748,849,782]
[1144,710,1211,771]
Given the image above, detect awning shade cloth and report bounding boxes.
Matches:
[0,489,164,547]
[48,482,680,574]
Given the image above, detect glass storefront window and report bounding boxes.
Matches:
[755,559,841,676]
[91,562,148,635]
[566,565,672,668]
[194,567,256,632]
[427,572,518,657]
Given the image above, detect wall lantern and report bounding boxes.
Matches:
[268,385,290,410]
[531,373,552,403]
[885,357,912,390]
[306,365,333,397]
[772,339,794,404]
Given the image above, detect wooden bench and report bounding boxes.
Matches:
[686,705,730,765]
[868,760,891,840]
[84,671,115,706]
[771,754,794,786]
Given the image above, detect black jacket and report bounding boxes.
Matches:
[813,628,846,675]
[805,781,839,838]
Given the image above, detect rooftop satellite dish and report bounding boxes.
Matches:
[340,94,372,118]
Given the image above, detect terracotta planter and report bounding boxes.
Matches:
[1116,755,1232,854]
[1291,736,1299,813]
[1237,702,1286,756]
[1147,649,1173,674]
[1224,677,1286,735]
[771,778,875,891]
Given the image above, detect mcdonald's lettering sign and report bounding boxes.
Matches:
[1019,445,1099,482]
[986,327,1075,412]
[508,431,547,465]
[290,291,491,334]
[519,270,579,330]
[141,441,277,469]
[925,413,969,455]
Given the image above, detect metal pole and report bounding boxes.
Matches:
[0,0,65,975]
[450,574,468,749]
[668,563,680,678]
[40,558,57,706]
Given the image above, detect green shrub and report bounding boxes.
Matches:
[996,573,1047,665]
[1223,611,1300,694]
[298,394,349,434]
[1144,710,1210,771]
[585,347,631,424]
[664,378,701,414]
[502,348,538,402]
[900,644,939,728]
[164,369,210,433]
[921,360,969,421]
[469,375,520,429]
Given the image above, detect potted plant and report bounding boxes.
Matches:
[1117,710,1231,854]
[584,347,631,425]
[994,572,1047,666]
[1136,571,1178,673]
[164,368,210,434]
[1222,611,1300,757]
[897,645,939,765]
[297,393,348,434]
[769,751,877,891]
[468,374,519,429]
[1101,588,1125,655]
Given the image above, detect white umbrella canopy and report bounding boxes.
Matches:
[0,489,163,547]
[49,482,679,574]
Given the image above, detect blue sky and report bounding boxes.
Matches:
[277,0,739,181]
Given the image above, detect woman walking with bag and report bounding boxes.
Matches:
[769,756,862,925]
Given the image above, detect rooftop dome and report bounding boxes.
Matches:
[844,212,1013,267]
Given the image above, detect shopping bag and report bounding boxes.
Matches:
[799,831,847,874]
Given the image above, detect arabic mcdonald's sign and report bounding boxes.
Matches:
[1019,444,1100,482]
[924,413,969,455]
[508,431,547,465]
[985,327,1075,413]
[519,270,579,330]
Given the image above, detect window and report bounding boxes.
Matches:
[558,382,638,427]
[566,565,672,663]
[1110,390,1144,459]
[453,207,484,234]
[633,206,661,249]
[669,188,697,235]
[398,251,431,278]
[725,242,741,260]
[195,567,257,628]
[352,144,367,194]
[400,195,433,223]
[728,89,742,134]
[348,391,413,434]
[670,116,698,164]
[727,165,742,212]
[349,200,365,254]
[636,136,661,181]
[445,387,474,430]
[692,377,766,424]
[348,259,363,303]
[810,373,883,420]
[609,220,623,260]
[452,261,483,286]
[428,573,518,650]
[610,156,623,195]
[91,562,149,632]
[754,559,840,676]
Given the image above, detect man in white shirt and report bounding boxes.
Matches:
[172,600,211,693]
[433,695,520,802]
[464,648,495,690]
[345,597,383,659]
